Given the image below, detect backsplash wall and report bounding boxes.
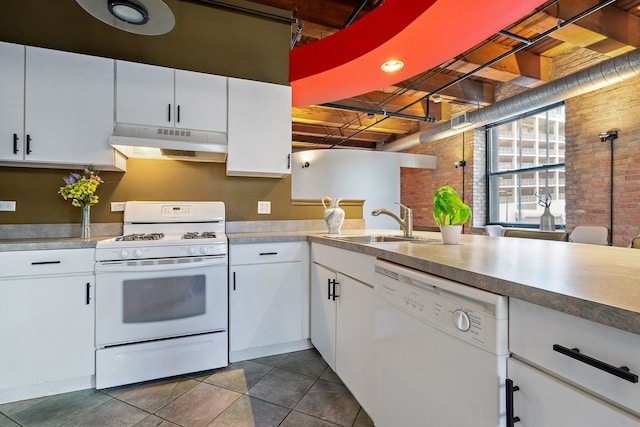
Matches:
[0,160,362,225]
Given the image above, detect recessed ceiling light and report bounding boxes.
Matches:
[75,0,175,35]
[108,1,149,25]
[381,59,404,73]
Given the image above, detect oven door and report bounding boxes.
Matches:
[95,256,227,347]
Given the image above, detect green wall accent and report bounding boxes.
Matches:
[0,161,363,224]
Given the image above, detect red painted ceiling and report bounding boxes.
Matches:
[289,0,548,106]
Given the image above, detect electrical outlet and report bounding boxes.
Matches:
[0,201,16,211]
[258,201,271,214]
[111,202,126,212]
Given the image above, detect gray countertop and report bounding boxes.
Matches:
[306,231,640,336]
[3,229,639,335]
[0,236,112,251]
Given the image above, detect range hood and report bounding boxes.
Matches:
[110,123,227,162]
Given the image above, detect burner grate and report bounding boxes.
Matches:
[115,233,165,241]
[182,231,217,239]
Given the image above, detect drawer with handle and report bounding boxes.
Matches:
[0,248,95,277]
[510,298,640,415]
[230,242,303,265]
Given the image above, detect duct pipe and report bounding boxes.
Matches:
[379,49,640,152]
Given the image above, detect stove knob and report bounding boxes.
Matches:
[453,309,471,332]
[118,249,129,259]
[187,246,197,255]
[133,249,143,258]
[200,246,210,255]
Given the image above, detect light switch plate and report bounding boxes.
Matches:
[258,201,271,214]
[0,201,16,211]
[111,202,126,212]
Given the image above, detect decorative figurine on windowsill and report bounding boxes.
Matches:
[536,192,555,231]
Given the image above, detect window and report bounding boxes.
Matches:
[487,103,565,227]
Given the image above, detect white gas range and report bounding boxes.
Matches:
[94,201,229,389]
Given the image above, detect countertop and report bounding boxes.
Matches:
[0,236,113,251]
[3,229,639,336]
[305,231,640,336]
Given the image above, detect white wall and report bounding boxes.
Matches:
[291,150,436,229]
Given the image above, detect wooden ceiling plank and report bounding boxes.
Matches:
[292,105,420,133]
[455,41,553,84]
[292,123,393,142]
[545,0,640,47]
[397,73,494,104]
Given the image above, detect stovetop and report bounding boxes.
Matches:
[114,231,220,241]
[95,201,227,262]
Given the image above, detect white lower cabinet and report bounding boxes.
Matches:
[508,298,640,426]
[0,249,96,404]
[508,358,640,426]
[229,241,310,361]
[310,263,338,367]
[310,243,375,418]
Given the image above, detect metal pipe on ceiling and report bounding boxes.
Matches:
[341,0,371,28]
[378,48,640,152]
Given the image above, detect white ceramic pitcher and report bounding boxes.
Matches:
[322,196,345,234]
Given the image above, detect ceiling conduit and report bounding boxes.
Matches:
[378,48,640,152]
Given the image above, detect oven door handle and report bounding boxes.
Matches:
[96,256,227,273]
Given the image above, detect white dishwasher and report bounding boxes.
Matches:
[374,259,509,427]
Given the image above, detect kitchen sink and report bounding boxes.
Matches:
[330,235,439,244]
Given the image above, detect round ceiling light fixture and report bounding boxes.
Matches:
[381,59,404,73]
[108,1,149,25]
[75,0,175,35]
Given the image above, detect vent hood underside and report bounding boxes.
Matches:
[110,123,228,162]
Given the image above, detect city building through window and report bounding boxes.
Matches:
[487,103,565,228]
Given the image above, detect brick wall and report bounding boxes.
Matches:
[401,130,476,234]
[565,75,640,246]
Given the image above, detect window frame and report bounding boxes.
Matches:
[486,102,566,229]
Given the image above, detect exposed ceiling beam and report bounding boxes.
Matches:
[546,0,640,48]
[447,41,554,86]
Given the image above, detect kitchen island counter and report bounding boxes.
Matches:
[308,232,640,336]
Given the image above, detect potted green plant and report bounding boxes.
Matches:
[433,185,471,244]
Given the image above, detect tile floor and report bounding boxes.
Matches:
[0,349,374,427]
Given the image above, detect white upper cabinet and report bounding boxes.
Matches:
[0,42,120,169]
[227,77,292,177]
[115,60,227,133]
[175,69,227,132]
[0,42,24,161]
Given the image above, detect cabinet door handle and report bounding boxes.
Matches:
[168,104,171,122]
[13,133,19,154]
[328,278,339,301]
[505,378,521,426]
[26,134,32,154]
[86,283,91,305]
[233,271,236,291]
[259,252,278,256]
[553,344,639,383]
[177,105,181,123]
[287,154,291,169]
[31,260,61,265]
